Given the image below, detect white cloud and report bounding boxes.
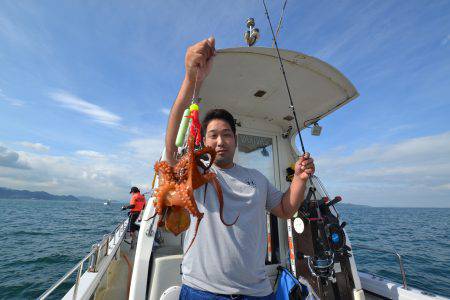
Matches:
[160,108,171,116]
[433,183,450,190]
[125,137,165,161]
[0,136,165,200]
[441,34,450,46]
[316,131,450,207]
[0,88,25,107]
[318,131,450,167]
[19,141,50,152]
[0,149,131,199]
[49,90,121,126]
[76,150,105,159]
[387,124,416,134]
[0,146,30,169]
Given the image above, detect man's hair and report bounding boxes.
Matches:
[201,109,236,136]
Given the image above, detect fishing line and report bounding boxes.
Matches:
[192,68,200,99]
[272,0,289,48]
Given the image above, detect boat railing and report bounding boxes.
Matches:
[352,243,408,289]
[38,218,129,300]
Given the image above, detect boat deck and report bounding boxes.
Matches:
[94,242,135,300]
[365,291,388,300]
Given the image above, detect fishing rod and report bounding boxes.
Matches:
[261,1,351,288]
[261,0,316,279]
[262,0,306,155]
[261,4,353,291]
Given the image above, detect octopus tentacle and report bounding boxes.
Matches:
[182,188,202,217]
[194,147,216,171]
[210,175,239,226]
[184,213,204,254]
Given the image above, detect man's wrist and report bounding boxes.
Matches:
[293,174,309,184]
[183,75,194,85]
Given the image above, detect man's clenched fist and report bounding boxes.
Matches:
[185,37,216,83]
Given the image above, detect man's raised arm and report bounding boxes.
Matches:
[165,37,216,165]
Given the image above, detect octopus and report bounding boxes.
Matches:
[151,134,238,252]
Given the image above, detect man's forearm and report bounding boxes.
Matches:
[280,177,307,219]
[121,204,135,210]
[165,77,201,165]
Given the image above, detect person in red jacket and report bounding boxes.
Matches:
[122,186,146,242]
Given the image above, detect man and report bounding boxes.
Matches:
[165,37,315,299]
[122,186,146,242]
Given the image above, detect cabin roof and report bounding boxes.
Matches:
[199,47,359,131]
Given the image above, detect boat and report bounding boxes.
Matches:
[104,199,112,206]
[38,46,448,300]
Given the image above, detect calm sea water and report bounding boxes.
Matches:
[0,199,449,299]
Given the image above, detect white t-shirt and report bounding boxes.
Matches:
[182,163,283,296]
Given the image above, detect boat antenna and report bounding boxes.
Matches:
[262,0,306,154]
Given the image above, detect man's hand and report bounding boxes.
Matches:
[271,153,316,219]
[165,37,216,165]
[121,205,127,211]
[185,37,216,83]
[294,152,315,181]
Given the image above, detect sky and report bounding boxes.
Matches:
[0,0,449,207]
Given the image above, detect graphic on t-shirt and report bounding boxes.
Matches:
[245,178,257,188]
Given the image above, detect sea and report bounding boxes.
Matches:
[0,198,449,299]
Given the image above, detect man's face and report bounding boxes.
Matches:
[204,119,237,167]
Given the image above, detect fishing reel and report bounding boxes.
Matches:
[327,222,351,256]
[244,18,260,46]
[305,252,335,280]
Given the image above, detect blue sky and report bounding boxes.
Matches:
[0,1,449,207]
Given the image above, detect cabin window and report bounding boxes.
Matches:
[236,134,275,182]
[236,133,280,264]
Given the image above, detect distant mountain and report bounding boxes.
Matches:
[0,187,79,201]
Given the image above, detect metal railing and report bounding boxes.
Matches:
[38,218,128,300]
[352,243,408,289]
